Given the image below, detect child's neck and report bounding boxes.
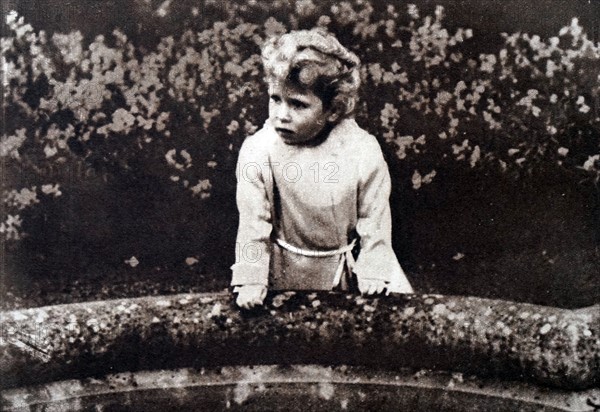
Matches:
[284,122,335,147]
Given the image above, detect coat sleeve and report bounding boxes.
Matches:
[353,138,413,293]
[230,134,272,287]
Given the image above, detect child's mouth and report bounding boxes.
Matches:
[276,127,294,136]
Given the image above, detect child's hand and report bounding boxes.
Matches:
[358,279,387,295]
[235,285,268,309]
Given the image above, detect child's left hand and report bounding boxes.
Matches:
[235,284,268,309]
[357,278,387,295]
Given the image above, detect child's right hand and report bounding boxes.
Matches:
[235,285,268,309]
[357,278,387,295]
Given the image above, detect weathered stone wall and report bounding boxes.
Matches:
[0,292,598,391]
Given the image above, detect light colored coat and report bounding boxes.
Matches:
[231,118,413,292]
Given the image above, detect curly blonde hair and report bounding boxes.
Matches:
[261,28,361,119]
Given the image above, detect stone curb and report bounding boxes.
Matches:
[3,366,599,411]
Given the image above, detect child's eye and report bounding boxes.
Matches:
[270,94,281,103]
[290,99,308,109]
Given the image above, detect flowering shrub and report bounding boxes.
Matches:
[363,7,600,190]
[1,2,599,273]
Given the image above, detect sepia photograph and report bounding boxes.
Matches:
[1,0,599,410]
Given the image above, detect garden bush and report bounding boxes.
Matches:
[1,1,599,304]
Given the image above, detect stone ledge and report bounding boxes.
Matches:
[0,292,598,391]
[3,366,599,411]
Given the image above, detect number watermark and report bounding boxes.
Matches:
[235,161,340,184]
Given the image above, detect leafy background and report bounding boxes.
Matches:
[1,0,599,309]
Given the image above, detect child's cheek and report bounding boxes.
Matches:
[267,103,276,120]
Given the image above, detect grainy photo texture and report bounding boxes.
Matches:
[1,1,599,410]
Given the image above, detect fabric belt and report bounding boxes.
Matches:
[274,238,357,288]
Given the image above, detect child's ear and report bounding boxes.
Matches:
[327,110,339,123]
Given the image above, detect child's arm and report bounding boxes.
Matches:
[353,137,414,294]
[231,134,273,307]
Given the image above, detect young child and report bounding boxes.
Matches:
[231,28,413,309]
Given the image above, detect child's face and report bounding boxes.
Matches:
[268,81,333,145]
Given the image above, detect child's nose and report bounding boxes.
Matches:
[276,103,292,122]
